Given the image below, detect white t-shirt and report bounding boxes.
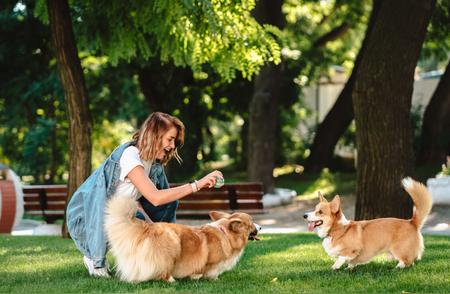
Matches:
[112,146,152,200]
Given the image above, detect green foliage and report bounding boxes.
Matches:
[421,0,450,65]
[34,0,281,81]
[438,156,450,177]
[22,118,55,181]
[91,120,135,169]
[7,0,438,184]
[278,102,314,164]
[281,0,370,84]
[0,1,67,183]
[0,2,146,183]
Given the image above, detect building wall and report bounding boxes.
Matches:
[302,76,440,126]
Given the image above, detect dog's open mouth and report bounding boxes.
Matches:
[248,231,260,241]
[307,220,323,232]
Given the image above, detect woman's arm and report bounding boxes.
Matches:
[127,165,222,206]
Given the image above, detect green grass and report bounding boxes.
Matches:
[1,234,449,293]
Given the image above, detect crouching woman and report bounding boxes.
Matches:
[66,112,222,277]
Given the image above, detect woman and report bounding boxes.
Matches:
[66,112,223,278]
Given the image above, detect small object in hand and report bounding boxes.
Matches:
[214,176,224,188]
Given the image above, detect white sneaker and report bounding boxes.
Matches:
[92,267,110,278]
[83,256,110,278]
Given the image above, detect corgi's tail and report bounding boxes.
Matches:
[104,197,164,282]
[105,196,138,230]
[402,177,433,229]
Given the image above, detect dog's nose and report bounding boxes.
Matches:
[303,214,308,219]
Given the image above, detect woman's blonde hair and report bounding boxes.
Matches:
[132,112,185,165]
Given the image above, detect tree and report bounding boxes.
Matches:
[417,0,450,165]
[34,0,283,175]
[46,0,93,236]
[306,0,449,172]
[50,0,282,82]
[0,0,67,183]
[353,0,436,220]
[135,59,208,180]
[247,0,284,193]
[0,2,146,185]
[418,60,450,165]
[305,1,381,172]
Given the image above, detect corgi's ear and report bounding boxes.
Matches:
[209,211,231,221]
[318,191,327,202]
[330,195,341,214]
[228,219,244,232]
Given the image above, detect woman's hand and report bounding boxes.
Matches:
[197,170,223,190]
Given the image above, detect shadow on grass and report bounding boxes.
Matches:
[1,235,449,293]
[244,233,318,257]
[275,170,356,199]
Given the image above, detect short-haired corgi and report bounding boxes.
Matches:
[303,177,432,270]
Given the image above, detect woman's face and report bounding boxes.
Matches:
[156,126,178,160]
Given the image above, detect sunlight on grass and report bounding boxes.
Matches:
[0,235,448,293]
[300,168,336,199]
[273,164,304,177]
[274,169,356,200]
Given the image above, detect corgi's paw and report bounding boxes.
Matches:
[331,256,347,270]
[190,274,203,280]
[345,264,355,271]
[331,263,343,270]
[162,275,176,283]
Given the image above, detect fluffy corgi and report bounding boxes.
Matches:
[303,177,432,270]
[104,196,261,283]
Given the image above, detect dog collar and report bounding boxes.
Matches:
[218,226,227,235]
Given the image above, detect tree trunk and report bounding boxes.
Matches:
[237,119,249,170]
[305,1,382,172]
[47,0,92,237]
[247,0,283,193]
[418,60,450,165]
[48,95,57,184]
[137,63,204,181]
[353,0,435,220]
[137,65,172,113]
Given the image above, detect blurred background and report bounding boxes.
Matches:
[0,0,449,221]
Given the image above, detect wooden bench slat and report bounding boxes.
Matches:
[178,202,263,210]
[25,211,65,217]
[176,209,267,218]
[170,183,264,192]
[23,195,67,202]
[22,185,68,193]
[24,204,66,210]
[182,193,263,201]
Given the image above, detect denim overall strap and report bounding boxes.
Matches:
[109,141,136,163]
[138,163,179,223]
[105,141,136,197]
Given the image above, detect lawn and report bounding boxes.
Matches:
[1,234,449,293]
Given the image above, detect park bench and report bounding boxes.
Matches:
[171,182,265,218]
[22,185,67,223]
[22,182,265,222]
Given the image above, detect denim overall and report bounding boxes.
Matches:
[66,141,179,268]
